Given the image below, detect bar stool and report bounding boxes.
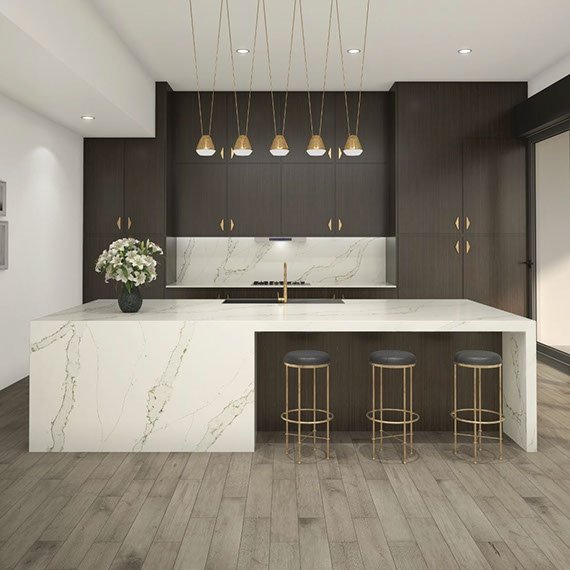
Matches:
[367,350,419,464]
[281,350,333,463]
[452,350,504,463]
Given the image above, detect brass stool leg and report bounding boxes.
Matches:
[478,368,483,451]
[410,367,414,456]
[379,367,384,451]
[499,365,503,460]
[297,367,302,464]
[313,368,317,451]
[285,366,289,456]
[473,367,478,464]
[372,365,376,460]
[403,367,407,464]
[326,365,330,459]
[453,363,458,456]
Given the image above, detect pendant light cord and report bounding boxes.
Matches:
[208,0,224,135]
[245,0,261,137]
[318,0,334,137]
[335,0,351,136]
[355,0,371,135]
[262,0,277,137]
[299,0,315,136]
[188,0,204,136]
[226,0,241,136]
[282,0,297,136]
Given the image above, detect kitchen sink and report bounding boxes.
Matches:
[223,298,344,304]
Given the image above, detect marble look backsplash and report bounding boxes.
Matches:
[168,237,395,287]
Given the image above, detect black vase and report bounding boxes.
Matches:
[118,286,143,313]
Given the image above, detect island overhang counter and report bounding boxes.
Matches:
[29,299,537,453]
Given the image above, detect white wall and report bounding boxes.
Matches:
[535,131,570,352]
[529,52,570,96]
[0,93,83,391]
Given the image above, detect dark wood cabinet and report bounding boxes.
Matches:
[397,235,463,299]
[463,235,527,316]
[336,164,391,236]
[462,138,526,235]
[282,164,335,236]
[228,164,281,236]
[281,92,335,164]
[84,139,124,236]
[335,92,393,164]
[172,91,227,163]
[173,164,227,236]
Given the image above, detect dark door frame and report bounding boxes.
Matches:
[527,120,570,369]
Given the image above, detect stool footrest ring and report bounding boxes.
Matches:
[451,408,504,426]
[281,408,334,425]
[366,408,419,426]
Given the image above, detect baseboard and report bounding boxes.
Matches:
[537,342,570,373]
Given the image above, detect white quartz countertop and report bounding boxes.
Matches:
[35,299,535,332]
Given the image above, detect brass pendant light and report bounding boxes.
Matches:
[227,0,261,157]
[299,0,331,157]
[189,0,224,156]
[336,0,371,157]
[265,0,294,156]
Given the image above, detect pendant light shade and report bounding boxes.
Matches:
[306,134,327,156]
[233,134,253,156]
[343,134,363,156]
[196,134,216,156]
[270,134,289,156]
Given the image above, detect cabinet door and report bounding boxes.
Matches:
[463,139,526,235]
[464,235,527,316]
[336,164,391,236]
[228,92,279,164]
[173,164,227,236]
[84,139,124,236]
[335,92,392,164]
[124,138,165,235]
[281,92,335,164]
[173,92,227,163]
[228,164,281,236]
[396,84,464,234]
[282,164,335,236]
[398,235,463,298]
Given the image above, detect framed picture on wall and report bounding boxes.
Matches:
[0,221,7,269]
[0,180,5,216]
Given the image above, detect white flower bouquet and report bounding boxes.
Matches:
[95,238,163,293]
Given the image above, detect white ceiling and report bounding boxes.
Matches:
[92,0,570,91]
[1,0,570,136]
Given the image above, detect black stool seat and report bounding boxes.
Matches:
[454,350,502,367]
[284,350,331,366]
[369,350,416,366]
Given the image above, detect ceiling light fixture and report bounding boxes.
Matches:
[458,48,472,54]
[347,48,361,54]
[337,0,370,157]
[81,115,95,121]
[236,48,250,54]
[189,0,224,156]
[227,0,260,157]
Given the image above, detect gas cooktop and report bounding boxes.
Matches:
[252,280,309,286]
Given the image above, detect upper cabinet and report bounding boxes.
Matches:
[335,92,393,164]
[172,91,228,163]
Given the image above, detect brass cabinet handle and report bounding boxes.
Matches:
[127,217,132,230]
[219,218,225,231]
[221,147,225,159]
[455,240,460,254]
[466,216,471,230]
[230,219,235,231]
[466,240,471,254]
[230,148,235,159]
[338,147,342,159]
[455,216,460,230]
[328,147,332,159]
[328,219,332,231]
[338,218,343,231]
[116,216,122,230]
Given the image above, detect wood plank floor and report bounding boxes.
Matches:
[0,360,569,569]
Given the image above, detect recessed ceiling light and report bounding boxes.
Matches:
[236,48,250,54]
[81,115,95,120]
[458,48,472,54]
[347,48,361,54]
